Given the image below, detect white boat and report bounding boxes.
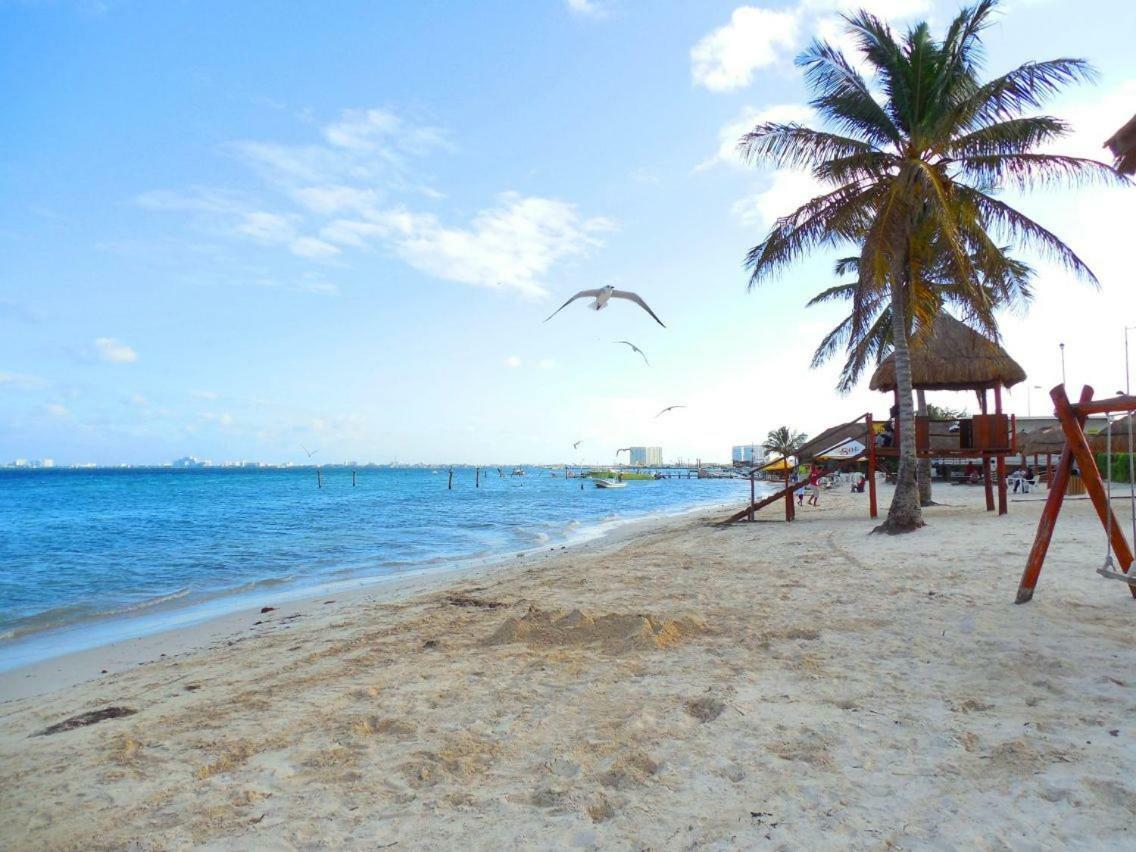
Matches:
[594,478,626,489]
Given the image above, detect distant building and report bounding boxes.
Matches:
[172,456,209,469]
[39,458,55,468]
[732,445,762,466]
[628,446,662,466]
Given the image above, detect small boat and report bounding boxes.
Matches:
[511,467,525,476]
[594,478,626,489]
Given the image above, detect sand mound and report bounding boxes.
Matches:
[487,606,704,654]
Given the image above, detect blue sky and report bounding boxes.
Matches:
[2,0,1134,465]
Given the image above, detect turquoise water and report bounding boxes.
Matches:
[0,467,757,668]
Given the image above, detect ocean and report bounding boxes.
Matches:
[0,466,760,669]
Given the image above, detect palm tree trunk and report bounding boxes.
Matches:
[875,273,925,534]
[916,389,934,506]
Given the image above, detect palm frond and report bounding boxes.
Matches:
[738,124,881,173]
[956,184,1099,284]
[796,39,901,147]
[953,153,1130,190]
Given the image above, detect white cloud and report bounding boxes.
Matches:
[0,370,45,389]
[137,188,244,214]
[322,108,445,155]
[290,185,379,215]
[803,0,930,19]
[690,1,931,94]
[289,236,341,259]
[45,402,69,417]
[504,356,523,368]
[142,107,608,299]
[565,0,605,17]
[233,211,296,243]
[700,103,815,171]
[323,193,613,297]
[94,337,138,364]
[691,6,799,91]
[323,107,403,149]
[199,411,234,427]
[732,169,827,227]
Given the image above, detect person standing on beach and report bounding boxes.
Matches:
[807,466,822,506]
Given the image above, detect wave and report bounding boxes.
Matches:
[0,586,191,642]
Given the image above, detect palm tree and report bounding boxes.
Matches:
[763,426,808,461]
[740,0,1121,533]
[807,240,1035,505]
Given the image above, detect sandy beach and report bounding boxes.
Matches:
[2,483,1135,849]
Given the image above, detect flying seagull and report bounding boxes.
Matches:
[655,405,686,418]
[301,445,320,459]
[615,340,650,366]
[615,447,631,455]
[573,440,583,450]
[544,285,666,327]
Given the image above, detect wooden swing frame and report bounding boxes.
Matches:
[1016,384,1136,603]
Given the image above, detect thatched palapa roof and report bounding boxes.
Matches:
[1105,113,1136,175]
[1017,415,1134,455]
[1018,425,1066,455]
[869,314,1026,393]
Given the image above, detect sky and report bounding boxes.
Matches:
[1,0,1134,466]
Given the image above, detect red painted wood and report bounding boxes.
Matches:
[1016,385,1095,603]
[867,413,878,519]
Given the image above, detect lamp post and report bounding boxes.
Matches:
[1125,326,1135,395]
[1059,342,1066,385]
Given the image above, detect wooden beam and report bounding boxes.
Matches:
[722,478,812,524]
[867,412,878,519]
[1069,394,1136,416]
[1016,385,1094,603]
[1051,385,1136,598]
[995,386,1008,515]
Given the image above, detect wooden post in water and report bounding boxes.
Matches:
[316,468,322,489]
[352,469,356,487]
[476,467,480,488]
[448,466,453,490]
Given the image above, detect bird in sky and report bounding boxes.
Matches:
[615,447,631,455]
[544,285,666,327]
[301,445,319,459]
[655,405,686,418]
[573,440,583,449]
[615,340,649,366]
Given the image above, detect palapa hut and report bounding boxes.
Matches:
[868,314,1026,515]
[1097,412,1136,454]
[868,314,1026,395]
[1105,113,1136,175]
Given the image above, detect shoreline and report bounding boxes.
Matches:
[0,496,746,701]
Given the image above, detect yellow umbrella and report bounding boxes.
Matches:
[760,458,793,472]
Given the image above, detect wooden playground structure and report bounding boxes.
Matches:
[723,405,1021,524]
[725,316,1025,524]
[1017,384,1136,603]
